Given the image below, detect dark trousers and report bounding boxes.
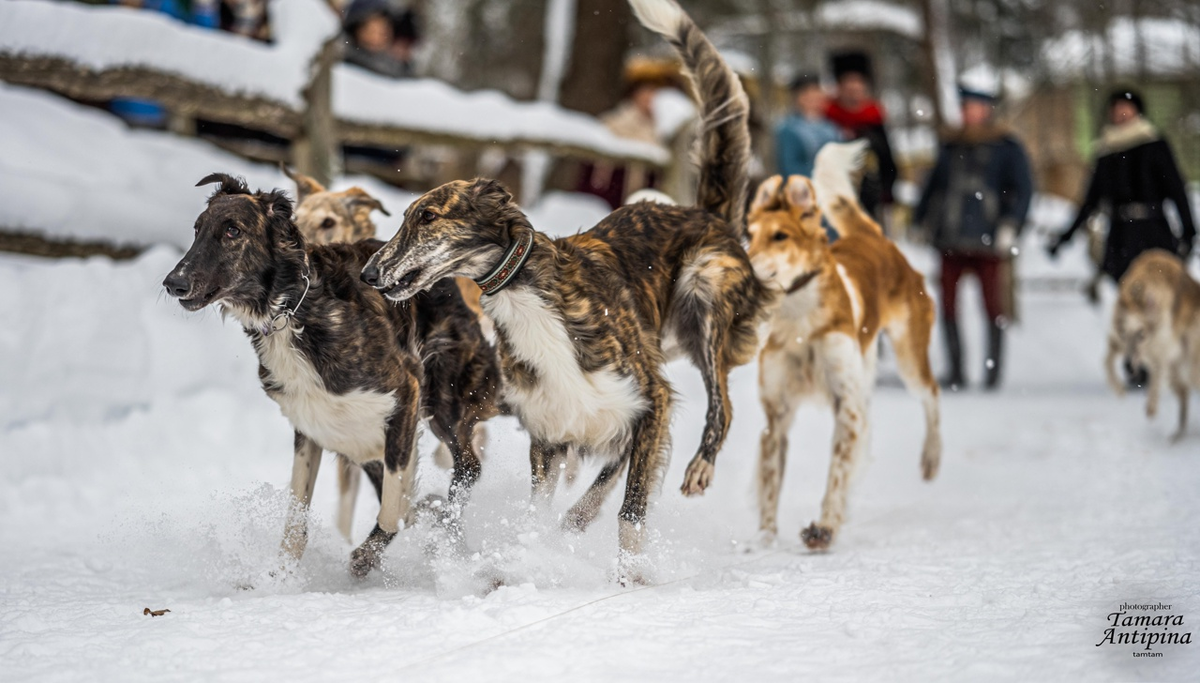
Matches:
[940,251,1004,323]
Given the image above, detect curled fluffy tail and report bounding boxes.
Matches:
[630,0,751,236]
[813,140,881,239]
[812,139,869,215]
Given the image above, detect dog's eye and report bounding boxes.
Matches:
[225,226,242,239]
[421,209,437,223]
[321,217,336,230]
[772,232,788,242]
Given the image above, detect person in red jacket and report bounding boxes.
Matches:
[824,51,897,222]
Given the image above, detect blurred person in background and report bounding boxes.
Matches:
[1047,89,1195,280]
[577,59,673,209]
[341,1,421,176]
[1046,88,1196,389]
[343,0,416,79]
[775,74,840,179]
[824,51,897,222]
[915,82,1032,391]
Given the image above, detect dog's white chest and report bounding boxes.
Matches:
[484,288,647,448]
[256,329,395,462]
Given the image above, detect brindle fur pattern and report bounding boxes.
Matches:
[362,0,769,576]
[1107,249,1200,442]
[285,168,493,541]
[163,174,500,577]
[747,169,941,551]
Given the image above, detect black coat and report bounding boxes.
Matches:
[1060,134,1195,281]
[915,126,1034,255]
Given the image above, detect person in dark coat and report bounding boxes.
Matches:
[915,84,1034,390]
[1047,89,1196,280]
[824,51,897,223]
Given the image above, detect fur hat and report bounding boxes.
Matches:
[830,51,872,83]
[1107,88,1144,114]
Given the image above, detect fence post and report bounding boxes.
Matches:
[295,38,339,187]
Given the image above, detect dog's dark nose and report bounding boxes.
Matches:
[163,272,190,298]
[361,264,380,288]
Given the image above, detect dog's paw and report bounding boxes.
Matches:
[921,449,941,481]
[801,523,834,551]
[744,528,777,553]
[680,459,714,496]
[348,546,378,578]
[614,553,652,587]
[349,532,393,578]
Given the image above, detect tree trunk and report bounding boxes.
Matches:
[559,0,632,116]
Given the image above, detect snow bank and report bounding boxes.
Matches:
[0,0,338,108]
[817,0,923,40]
[1043,17,1200,79]
[2,243,1198,681]
[0,83,620,249]
[0,83,412,248]
[333,65,669,164]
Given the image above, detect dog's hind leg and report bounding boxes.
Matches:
[529,439,570,507]
[887,305,942,481]
[335,454,361,542]
[803,334,867,551]
[563,454,628,533]
[757,352,799,543]
[281,432,323,562]
[1170,370,1189,443]
[617,381,672,584]
[681,323,734,497]
[350,395,421,578]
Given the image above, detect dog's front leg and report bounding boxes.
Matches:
[281,431,323,562]
[616,381,672,585]
[1145,361,1164,419]
[350,398,420,578]
[803,335,867,551]
[757,352,799,542]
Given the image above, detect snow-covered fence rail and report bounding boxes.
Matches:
[0,0,668,188]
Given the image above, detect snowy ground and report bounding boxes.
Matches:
[2,222,1198,682]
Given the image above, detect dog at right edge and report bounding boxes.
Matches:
[1106,249,1200,442]
[747,142,942,550]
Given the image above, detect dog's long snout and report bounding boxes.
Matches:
[163,271,191,298]
[360,262,381,288]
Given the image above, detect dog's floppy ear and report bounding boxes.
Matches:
[259,189,295,223]
[260,189,303,247]
[469,178,513,208]
[196,173,249,198]
[281,165,326,203]
[750,175,784,214]
[782,176,817,212]
[340,187,390,216]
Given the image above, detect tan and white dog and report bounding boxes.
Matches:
[1106,249,1200,441]
[747,142,942,550]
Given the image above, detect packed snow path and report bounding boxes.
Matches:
[1,246,1197,682]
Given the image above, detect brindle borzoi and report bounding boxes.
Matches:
[163,175,500,577]
[361,0,771,577]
